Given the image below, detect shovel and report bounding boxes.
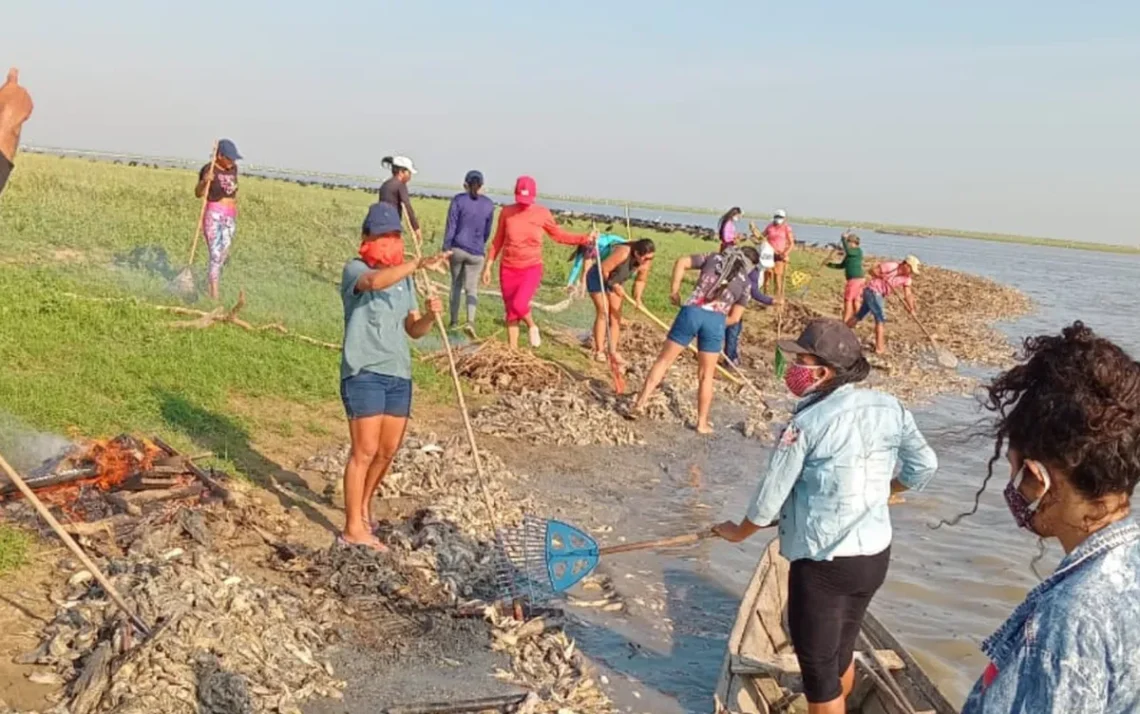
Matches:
[171,140,218,296]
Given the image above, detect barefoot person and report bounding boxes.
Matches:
[339,203,449,549]
[378,155,420,243]
[827,230,865,323]
[631,246,760,434]
[588,238,655,363]
[761,209,795,301]
[481,176,595,349]
[0,68,33,197]
[846,255,920,354]
[194,139,242,300]
[442,170,495,333]
[715,318,938,714]
[944,323,1140,714]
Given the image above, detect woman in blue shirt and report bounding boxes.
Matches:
[715,318,938,714]
[951,322,1140,714]
[442,170,495,334]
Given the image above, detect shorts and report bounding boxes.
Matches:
[666,305,727,354]
[854,288,887,323]
[340,371,412,419]
[500,264,544,322]
[586,269,625,295]
[844,278,866,302]
[788,547,891,703]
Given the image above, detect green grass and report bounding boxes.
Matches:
[0,524,30,574]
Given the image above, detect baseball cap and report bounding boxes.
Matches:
[465,170,484,186]
[514,175,537,205]
[903,254,921,274]
[774,209,787,219]
[390,156,417,174]
[361,203,404,236]
[217,139,242,161]
[777,318,863,370]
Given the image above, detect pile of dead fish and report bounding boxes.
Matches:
[486,609,616,714]
[475,389,643,446]
[19,548,344,714]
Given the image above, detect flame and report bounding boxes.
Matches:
[32,435,163,516]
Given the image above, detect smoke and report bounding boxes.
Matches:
[0,412,75,476]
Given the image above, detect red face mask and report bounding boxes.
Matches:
[359,237,404,268]
[784,363,825,397]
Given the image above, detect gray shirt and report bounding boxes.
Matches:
[340,259,419,380]
[378,176,419,230]
[684,253,751,315]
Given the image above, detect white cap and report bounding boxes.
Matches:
[391,156,417,174]
[774,209,787,218]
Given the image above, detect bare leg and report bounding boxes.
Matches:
[589,292,607,357]
[874,322,886,354]
[775,262,787,303]
[506,320,520,349]
[343,416,383,546]
[696,351,718,434]
[839,660,856,699]
[806,696,846,714]
[522,312,541,347]
[841,300,854,323]
[633,341,686,410]
[361,415,408,531]
[608,294,623,359]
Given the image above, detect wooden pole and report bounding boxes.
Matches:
[621,294,743,386]
[0,450,151,636]
[187,140,219,266]
[624,205,633,241]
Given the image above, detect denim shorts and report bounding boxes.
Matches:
[667,305,727,354]
[340,371,412,419]
[854,288,887,324]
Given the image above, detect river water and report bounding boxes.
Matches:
[498,200,1140,712]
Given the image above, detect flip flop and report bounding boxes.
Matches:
[335,533,388,553]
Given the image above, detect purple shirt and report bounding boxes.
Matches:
[443,192,495,256]
[719,219,737,246]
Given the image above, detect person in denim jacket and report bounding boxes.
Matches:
[715,318,938,714]
[952,322,1140,714]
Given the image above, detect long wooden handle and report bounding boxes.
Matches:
[188,140,220,265]
[0,450,151,636]
[624,205,633,241]
[599,530,715,556]
[622,294,743,386]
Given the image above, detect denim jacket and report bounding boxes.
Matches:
[745,384,938,561]
[961,517,1140,714]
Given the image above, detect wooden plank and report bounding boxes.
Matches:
[731,650,904,677]
[862,611,957,714]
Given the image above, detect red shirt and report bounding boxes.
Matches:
[487,203,592,269]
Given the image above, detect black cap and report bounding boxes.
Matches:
[777,318,863,369]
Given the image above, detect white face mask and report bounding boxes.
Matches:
[774,217,785,225]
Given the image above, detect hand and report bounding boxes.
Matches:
[481,269,492,287]
[418,251,451,274]
[670,291,682,307]
[588,229,599,243]
[0,68,34,159]
[425,296,443,317]
[713,520,748,543]
[635,298,645,310]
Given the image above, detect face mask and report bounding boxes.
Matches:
[774,217,785,225]
[1003,462,1052,535]
[359,237,404,268]
[784,363,824,397]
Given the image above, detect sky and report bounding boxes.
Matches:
[5,1,1140,244]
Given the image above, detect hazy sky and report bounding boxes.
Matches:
[6,1,1139,243]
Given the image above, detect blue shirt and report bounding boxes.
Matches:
[745,384,938,561]
[339,260,419,380]
[962,517,1140,714]
[442,192,495,256]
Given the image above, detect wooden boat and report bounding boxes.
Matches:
[714,540,957,714]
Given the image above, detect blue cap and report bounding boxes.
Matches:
[465,170,484,186]
[362,202,403,236]
[217,139,242,161]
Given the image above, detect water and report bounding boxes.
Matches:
[507,201,1140,711]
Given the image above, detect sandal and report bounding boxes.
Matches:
[335,533,388,553]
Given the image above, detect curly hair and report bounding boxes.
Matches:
[937,321,1140,527]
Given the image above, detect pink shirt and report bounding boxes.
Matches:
[868,261,912,296]
[719,219,737,246]
[763,222,794,253]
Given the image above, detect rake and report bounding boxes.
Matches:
[172,140,218,297]
[494,515,714,602]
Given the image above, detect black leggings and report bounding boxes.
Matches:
[787,547,891,703]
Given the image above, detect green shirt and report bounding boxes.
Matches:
[340,259,419,380]
[828,241,865,280]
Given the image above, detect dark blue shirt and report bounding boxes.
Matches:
[443,192,495,256]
